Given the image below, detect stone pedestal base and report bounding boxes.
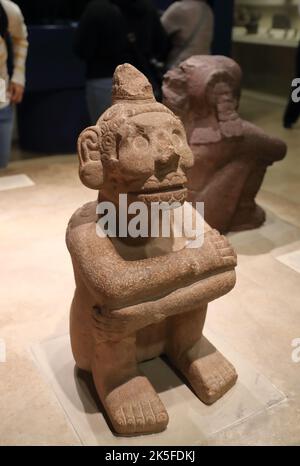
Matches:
[32,334,285,446]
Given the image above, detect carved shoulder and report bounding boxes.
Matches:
[66,201,119,268]
[66,201,99,256]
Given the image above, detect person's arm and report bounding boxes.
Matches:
[161,2,182,37]
[4,0,28,103]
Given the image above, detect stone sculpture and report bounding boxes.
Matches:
[163,55,287,233]
[66,64,238,436]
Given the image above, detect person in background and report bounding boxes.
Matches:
[161,0,214,69]
[66,0,92,21]
[0,0,28,168]
[14,1,92,23]
[283,44,300,129]
[283,2,300,129]
[74,0,169,124]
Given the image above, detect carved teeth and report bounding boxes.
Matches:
[138,188,187,205]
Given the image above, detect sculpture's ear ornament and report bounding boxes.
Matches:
[78,126,103,190]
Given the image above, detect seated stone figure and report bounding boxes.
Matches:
[66,64,238,436]
[163,55,287,233]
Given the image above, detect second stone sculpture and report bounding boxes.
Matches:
[163,55,287,233]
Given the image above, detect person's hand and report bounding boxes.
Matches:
[9,82,24,104]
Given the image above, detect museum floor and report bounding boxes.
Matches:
[0,95,299,446]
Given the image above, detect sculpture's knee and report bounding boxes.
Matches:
[272,138,287,162]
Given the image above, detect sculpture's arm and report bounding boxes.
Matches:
[67,221,236,310]
[92,270,236,342]
[242,121,287,163]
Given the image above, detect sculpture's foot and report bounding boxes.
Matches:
[230,204,266,232]
[104,375,169,436]
[170,338,237,405]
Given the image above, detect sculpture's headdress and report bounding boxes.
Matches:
[112,63,156,104]
[98,64,175,123]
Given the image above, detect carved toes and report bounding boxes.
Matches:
[184,352,238,405]
[110,399,169,435]
[104,376,169,436]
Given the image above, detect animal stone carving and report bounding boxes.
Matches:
[163,55,287,233]
[66,64,238,436]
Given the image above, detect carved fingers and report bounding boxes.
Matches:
[211,230,237,269]
[92,306,137,342]
[205,229,237,270]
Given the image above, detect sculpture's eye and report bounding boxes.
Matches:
[133,135,150,151]
[172,130,183,146]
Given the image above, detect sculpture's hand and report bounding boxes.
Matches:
[92,306,129,342]
[188,229,237,276]
[92,305,153,342]
[206,229,237,269]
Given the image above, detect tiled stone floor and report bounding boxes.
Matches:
[0,95,299,445]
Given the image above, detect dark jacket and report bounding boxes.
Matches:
[74,0,169,79]
[0,1,8,38]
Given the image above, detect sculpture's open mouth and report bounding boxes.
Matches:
[130,185,187,204]
[135,184,185,195]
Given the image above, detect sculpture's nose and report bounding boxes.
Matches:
[155,147,180,181]
[153,130,181,180]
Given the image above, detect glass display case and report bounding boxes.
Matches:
[233,0,299,97]
[234,0,300,48]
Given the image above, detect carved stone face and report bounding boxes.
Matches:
[162,57,243,143]
[163,56,242,124]
[102,112,194,205]
[78,64,195,202]
[163,70,187,118]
